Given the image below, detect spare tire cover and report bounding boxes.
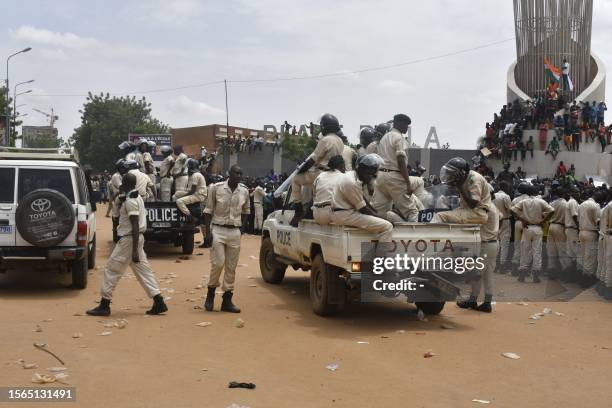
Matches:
[16,189,76,247]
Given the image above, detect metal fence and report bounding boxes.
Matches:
[513,0,593,99]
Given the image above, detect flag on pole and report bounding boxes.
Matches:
[544,57,561,82]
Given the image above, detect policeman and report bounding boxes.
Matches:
[431,157,490,225]
[86,173,168,316]
[251,182,266,233]
[175,159,207,223]
[357,127,376,157]
[202,165,250,313]
[331,154,393,241]
[370,114,419,222]
[289,114,344,226]
[510,183,531,274]
[141,140,158,201]
[564,187,581,282]
[493,181,512,273]
[340,133,357,171]
[312,155,346,225]
[158,145,175,202]
[547,186,570,280]
[577,190,601,287]
[171,145,189,200]
[125,160,154,200]
[600,191,612,299]
[106,159,125,218]
[457,184,499,313]
[367,122,391,154]
[119,141,137,161]
[511,185,554,283]
[409,175,431,210]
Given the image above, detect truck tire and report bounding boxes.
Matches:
[259,237,286,284]
[16,189,75,247]
[182,232,194,255]
[415,302,445,316]
[71,254,88,289]
[87,234,96,270]
[310,254,337,316]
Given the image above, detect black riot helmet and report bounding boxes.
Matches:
[517,182,530,195]
[123,159,139,171]
[359,127,376,147]
[439,157,470,187]
[115,158,126,171]
[187,158,200,174]
[374,122,391,140]
[319,113,341,135]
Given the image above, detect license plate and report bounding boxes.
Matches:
[0,226,12,234]
[152,222,171,228]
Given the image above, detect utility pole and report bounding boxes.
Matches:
[4,47,32,146]
[224,79,229,130]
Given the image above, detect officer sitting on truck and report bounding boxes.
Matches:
[172,145,189,201]
[158,145,175,202]
[312,155,346,225]
[175,159,207,223]
[124,159,155,201]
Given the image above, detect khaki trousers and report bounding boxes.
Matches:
[313,206,332,225]
[101,235,160,300]
[578,230,598,276]
[597,234,606,281]
[565,227,579,264]
[254,202,264,230]
[371,171,418,221]
[290,169,320,203]
[498,218,511,265]
[331,209,393,242]
[160,177,173,202]
[519,225,543,273]
[147,173,157,202]
[208,225,242,291]
[547,223,570,270]
[430,207,488,225]
[173,175,189,201]
[511,220,523,265]
[471,241,498,298]
[176,194,205,216]
[604,235,612,287]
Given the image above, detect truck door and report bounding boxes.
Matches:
[0,167,17,246]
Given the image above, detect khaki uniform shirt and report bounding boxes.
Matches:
[481,204,500,241]
[313,170,343,207]
[204,181,250,227]
[312,134,344,169]
[493,191,512,220]
[357,146,368,157]
[252,186,266,204]
[459,170,491,212]
[187,172,207,198]
[129,169,153,198]
[109,172,122,196]
[511,196,554,225]
[578,198,601,231]
[142,152,156,175]
[600,201,612,235]
[549,197,567,225]
[117,190,147,236]
[565,197,579,228]
[377,128,408,171]
[331,171,366,211]
[342,145,356,171]
[159,156,175,178]
[365,142,378,155]
[171,153,188,177]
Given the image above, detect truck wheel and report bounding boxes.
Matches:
[259,237,286,284]
[71,254,88,289]
[415,302,445,315]
[182,232,195,255]
[310,254,337,316]
[87,234,96,270]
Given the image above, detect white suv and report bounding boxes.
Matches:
[0,148,96,288]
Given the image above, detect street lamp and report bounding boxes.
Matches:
[13,80,34,138]
[4,47,32,146]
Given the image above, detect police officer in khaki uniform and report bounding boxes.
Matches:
[340,133,357,171]
[457,185,499,313]
[493,181,512,273]
[600,192,612,299]
[357,127,376,157]
[547,186,570,280]
[511,185,554,283]
[176,159,207,222]
[431,157,490,225]
[510,183,530,274]
[251,183,266,233]
[158,145,175,201]
[171,145,189,200]
[87,173,168,316]
[331,154,393,241]
[124,160,154,200]
[578,191,601,287]
[564,187,581,282]
[143,140,158,201]
[312,155,346,225]
[370,114,418,222]
[105,159,124,218]
[203,165,250,313]
[290,114,344,226]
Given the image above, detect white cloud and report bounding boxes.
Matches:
[379,79,413,93]
[9,25,100,49]
[166,95,225,116]
[142,0,206,26]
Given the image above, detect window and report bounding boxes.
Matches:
[75,168,90,205]
[18,168,75,203]
[0,168,15,203]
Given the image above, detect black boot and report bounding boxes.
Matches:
[146,294,168,315]
[221,291,241,313]
[204,286,216,311]
[476,295,493,313]
[517,270,526,282]
[533,271,541,283]
[457,296,478,310]
[86,298,111,316]
[289,203,303,227]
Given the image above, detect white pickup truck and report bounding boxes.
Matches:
[259,203,481,316]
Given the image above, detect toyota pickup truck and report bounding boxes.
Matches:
[143,201,198,254]
[259,202,481,316]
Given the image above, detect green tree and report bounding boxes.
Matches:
[280,133,318,164]
[71,92,168,171]
[0,87,22,146]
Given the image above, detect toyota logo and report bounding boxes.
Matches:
[31,198,52,212]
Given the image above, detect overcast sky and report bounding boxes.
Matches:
[3,0,612,149]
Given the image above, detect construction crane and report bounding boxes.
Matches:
[32,108,59,128]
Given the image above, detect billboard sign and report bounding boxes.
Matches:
[128,134,172,165]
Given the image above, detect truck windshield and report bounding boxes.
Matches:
[18,168,75,203]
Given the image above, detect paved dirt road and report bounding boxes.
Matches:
[1,207,611,408]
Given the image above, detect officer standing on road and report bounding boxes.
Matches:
[493,181,512,273]
[370,114,418,222]
[202,165,250,313]
[578,190,601,287]
[457,184,499,313]
[289,114,344,226]
[312,155,346,225]
[106,159,124,218]
[510,183,530,275]
[171,145,189,200]
[87,173,168,316]
[547,186,570,280]
[431,157,490,225]
[600,191,612,299]
[251,182,266,233]
[158,145,175,202]
[564,187,581,282]
[175,159,207,223]
[331,154,393,241]
[511,185,554,283]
